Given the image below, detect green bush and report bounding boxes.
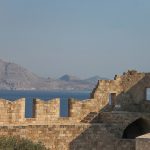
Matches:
[0,136,48,150]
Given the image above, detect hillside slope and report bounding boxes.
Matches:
[0,59,108,91]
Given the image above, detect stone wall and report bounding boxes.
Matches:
[68,98,99,122]
[91,79,122,111]
[100,112,150,126]
[0,98,25,125]
[0,124,118,150]
[116,139,135,150]
[136,133,150,150]
[0,70,150,149]
[0,70,150,125]
[99,111,150,138]
[0,97,100,124]
[91,70,150,112]
[32,98,60,123]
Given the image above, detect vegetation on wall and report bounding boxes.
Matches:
[0,136,48,150]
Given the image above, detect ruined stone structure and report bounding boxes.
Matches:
[0,70,150,150]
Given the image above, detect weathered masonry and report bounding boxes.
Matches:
[0,70,150,150]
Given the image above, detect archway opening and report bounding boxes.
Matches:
[122,118,150,139]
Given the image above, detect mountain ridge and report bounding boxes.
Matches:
[0,59,108,91]
[59,74,81,81]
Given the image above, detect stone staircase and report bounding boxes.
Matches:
[80,112,122,138]
[80,112,99,123]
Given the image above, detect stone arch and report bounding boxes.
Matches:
[122,118,150,139]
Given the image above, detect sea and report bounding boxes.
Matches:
[0,90,90,117]
[1,90,149,118]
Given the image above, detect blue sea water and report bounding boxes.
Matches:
[0,90,90,117]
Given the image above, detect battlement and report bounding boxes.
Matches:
[33,98,60,122]
[91,70,150,112]
[0,98,25,125]
[0,70,150,125]
[0,70,150,149]
[0,97,100,124]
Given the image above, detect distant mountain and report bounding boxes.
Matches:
[84,76,109,84]
[0,59,45,90]
[59,74,80,81]
[0,59,108,91]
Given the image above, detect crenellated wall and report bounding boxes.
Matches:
[0,70,150,125]
[32,98,60,123]
[0,97,101,124]
[91,79,122,110]
[68,98,99,122]
[0,70,150,149]
[0,98,25,124]
[91,70,150,112]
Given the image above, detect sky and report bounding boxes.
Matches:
[0,0,150,79]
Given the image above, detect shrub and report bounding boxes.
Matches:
[0,136,48,150]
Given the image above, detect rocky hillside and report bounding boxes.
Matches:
[0,59,108,91]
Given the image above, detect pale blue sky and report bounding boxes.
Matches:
[0,0,150,78]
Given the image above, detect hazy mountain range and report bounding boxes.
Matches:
[0,59,108,91]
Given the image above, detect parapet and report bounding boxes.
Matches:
[91,70,150,112]
[68,98,100,122]
[32,98,60,122]
[0,70,150,125]
[0,98,25,124]
[0,70,150,150]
